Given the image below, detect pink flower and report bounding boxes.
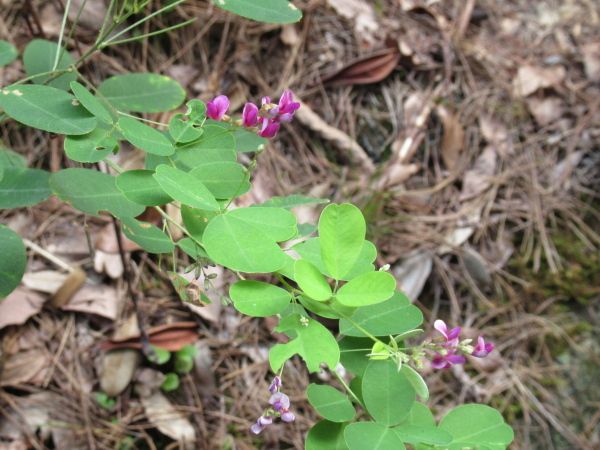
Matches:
[434,319,461,345]
[206,95,229,120]
[431,351,466,369]
[281,411,295,422]
[242,102,259,127]
[276,89,300,121]
[472,336,494,357]
[258,118,280,138]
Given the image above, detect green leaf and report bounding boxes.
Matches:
[94,392,116,410]
[174,345,196,374]
[0,85,97,135]
[70,81,114,124]
[203,207,296,273]
[175,125,236,169]
[339,336,371,377]
[214,0,302,24]
[64,125,118,163]
[0,168,51,208]
[181,205,217,241]
[0,226,26,298]
[404,403,435,427]
[362,360,415,426]
[319,204,366,280]
[185,99,206,123]
[307,384,355,422]
[148,346,171,365]
[189,162,250,199]
[118,117,174,156]
[439,404,514,450]
[260,194,329,209]
[153,164,219,210]
[306,421,349,450]
[169,113,203,143]
[121,217,174,254]
[177,237,208,260]
[229,280,291,317]
[23,39,76,90]
[344,422,406,450]
[393,422,452,447]
[116,170,171,206]
[294,238,377,281]
[336,271,396,307]
[98,73,185,113]
[161,373,180,392]
[50,168,145,218]
[0,40,18,67]
[0,147,27,169]
[400,365,429,401]
[233,127,267,153]
[339,291,423,337]
[294,259,332,301]
[269,314,339,373]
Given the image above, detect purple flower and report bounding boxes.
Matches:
[269,392,290,412]
[281,411,295,423]
[250,415,273,434]
[206,95,229,120]
[277,90,300,118]
[242,102,259,127]
[431,351,466,369]
[434,319,461,345]
[258,118,280,138]
[472,336,494,357]
[268,376,282,394]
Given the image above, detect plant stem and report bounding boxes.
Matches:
[334,370,362,406]
[102,18,196,47]
[53,0,73,71]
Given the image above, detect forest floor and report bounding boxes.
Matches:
[1,0,599,449]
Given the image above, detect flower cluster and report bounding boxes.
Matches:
[205,90,300,139]
[250,376,295,435]
[429,320,494,369]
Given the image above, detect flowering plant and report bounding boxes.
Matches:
[0,1,513,449]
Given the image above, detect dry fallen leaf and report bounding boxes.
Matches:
[0,287,46,330]
[479,116,514,157]
[99,315,141,396]
[581,41,600,82]
[393,251,433,301]
[140,391,196,447]
[513,65,566,97]
[61,283,120,320]
[436,106,465,170]
[0,348,49,386]
[22,271,68,294]
[321,46,400,86]
[100,321,199,351]
[460,145,497,201]
[326,0,379,46]
[526,96,565,126]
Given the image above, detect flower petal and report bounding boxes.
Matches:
[433,320,449,339]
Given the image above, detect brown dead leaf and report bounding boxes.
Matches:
[460,145,497,201]
[100,321,199,351]
[392,251,433,302]
[526,96,565,126]
[513,65,566,97]
[581,42,600,82]
[0,348,49,386]
[479,116,514,157]
[436,106,465,170]
[22,270,68,294]
[139,391,196,447]
[61,283,120,320]
[99,315,141,396]
[321,46,400,86]
[327,0,379,46]
[0,287,46,330]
